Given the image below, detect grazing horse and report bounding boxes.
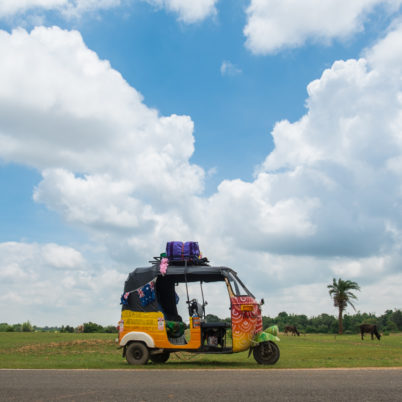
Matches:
[284,325,300,336]
[360,324,381,340]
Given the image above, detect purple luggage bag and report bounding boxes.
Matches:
[166,241,200,261]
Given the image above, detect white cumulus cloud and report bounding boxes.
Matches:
[0,25,204,264]
[0,26,204,194]
[42,243,86,269]
[0,0,121,19]
[244,0,402,54]
[220,60,242,76]
[143,0,218,23]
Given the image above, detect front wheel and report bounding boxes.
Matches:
[253,341,280,365]
[150,351,170,364]
[126,342,149,365]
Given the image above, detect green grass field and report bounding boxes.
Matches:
[1,332,401,369]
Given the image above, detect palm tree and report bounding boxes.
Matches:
[328,278,360,334]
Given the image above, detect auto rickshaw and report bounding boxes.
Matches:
[117,249,280,365]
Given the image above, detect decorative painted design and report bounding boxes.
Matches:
[231,296,262,352]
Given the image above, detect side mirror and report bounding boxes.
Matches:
[260,298,265,306]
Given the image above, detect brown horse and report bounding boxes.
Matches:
[359,324,381,340]
[284,325,300,336]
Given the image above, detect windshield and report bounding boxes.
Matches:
[227,272,253,297]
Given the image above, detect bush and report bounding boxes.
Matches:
[391,309,402,330]
[22,321,33,332]
[83,322,104,333]
[60,325,75,333]
[103,325,118,333]
[0,323,14,332]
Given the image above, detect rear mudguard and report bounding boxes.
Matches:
[120,331,155,348]
[248,325,280,357]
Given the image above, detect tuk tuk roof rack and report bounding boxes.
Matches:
[149,256,210,267]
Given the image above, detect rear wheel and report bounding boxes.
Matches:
[150,351,170,364]
[126,342,149,365]
[253,341,280,365]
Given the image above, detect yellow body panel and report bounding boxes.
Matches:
[119,310,201,350]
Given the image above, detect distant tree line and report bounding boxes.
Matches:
[0,321,34,332]
[205,309,402,334]
[260,309,402,334]
[2,309,401,334]
[0,321,118,333]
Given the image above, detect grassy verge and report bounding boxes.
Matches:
[0,332,401,369]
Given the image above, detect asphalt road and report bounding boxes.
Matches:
[1,368,401,401]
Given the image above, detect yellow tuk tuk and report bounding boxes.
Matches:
[118,256,279,365]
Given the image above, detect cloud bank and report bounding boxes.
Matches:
[0,0,218,23]
[0,242,125,326]
[0,0,122,19]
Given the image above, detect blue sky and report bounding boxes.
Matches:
[1,0,402,326]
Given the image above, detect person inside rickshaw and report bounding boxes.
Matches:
[154,275,187,341]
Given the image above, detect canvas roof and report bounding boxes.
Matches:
[124,264,235,292]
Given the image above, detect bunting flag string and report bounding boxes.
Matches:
[120,278,157,307]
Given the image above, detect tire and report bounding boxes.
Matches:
[253,341,280,365]
[126,342,149,365]
[150,352,170,364]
